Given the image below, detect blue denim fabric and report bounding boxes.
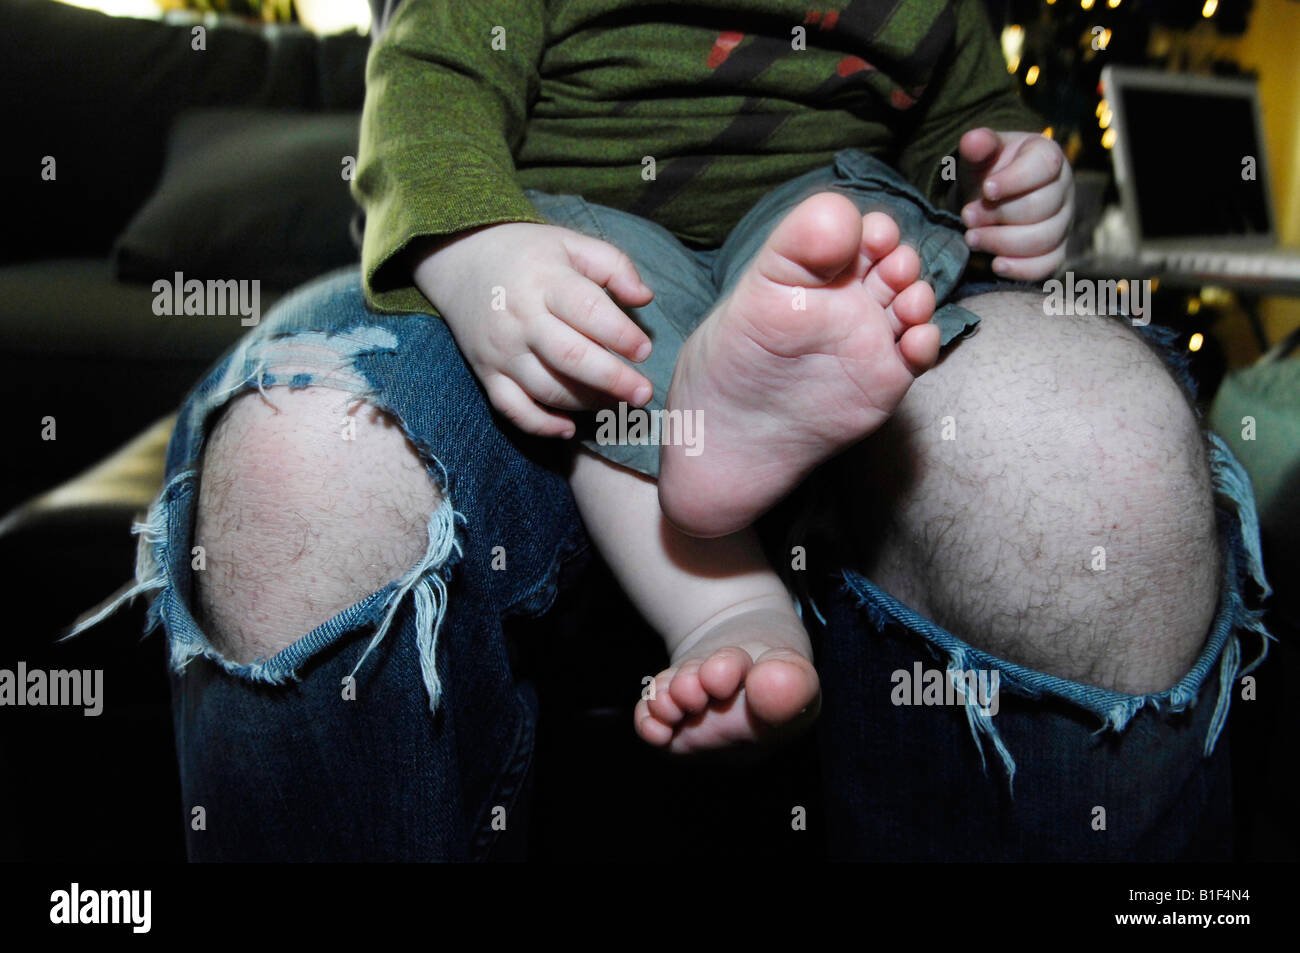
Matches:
[807,318,1272,861]
[86,152,1271,861]
[118,270,590,860]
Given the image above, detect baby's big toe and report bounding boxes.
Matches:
[758,192,863,287]
[745,649,821,725]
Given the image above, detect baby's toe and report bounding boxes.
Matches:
[634,699,674,746]
[890,280,936,329]
[898,322,942,377]
[865,243,922,306]
[745,648,820,725]
[697,646,752,700]
[861,211,901,261]
[646,670,685,724]
[668,661,710,713]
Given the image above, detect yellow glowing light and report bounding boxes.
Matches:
[1099,110,1113,129]
[1187,297,1202,315]
[1047,0,1056,5]
[1007,56,1021,73]
[1202,0,1218,17]
[53,0,162,15]
[1096,98,1109,118]
[1188,333,1204,352]
[1151,278,1160,291]
[1098,28,1111,49]
[1042,126,1055,139]
[1025,65,1040,85]
[1101,128,1117,149]
[1081,0,1095,9]
[1002,25,1025,68]
[1108,0,1121,7]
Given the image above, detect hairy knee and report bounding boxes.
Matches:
[864,292,1221,691]
[194,387,440,664]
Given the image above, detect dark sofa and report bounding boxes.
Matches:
[1,0,370,509]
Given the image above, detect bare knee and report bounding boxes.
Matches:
[194,387,440,664]
[859,291,1220,693]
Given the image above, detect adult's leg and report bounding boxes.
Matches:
[852,290,1219,695]
[815,290,1265,860]
[196,388,437,664]
[129,269,587,860]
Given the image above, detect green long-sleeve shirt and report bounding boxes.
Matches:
[354,0,1042,315]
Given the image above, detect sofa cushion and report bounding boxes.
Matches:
[0,257,271,509]
[0,257,258,360]
[113,109,362,291]
[0,0,368,263]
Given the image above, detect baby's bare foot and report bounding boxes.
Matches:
[633,603,820,754]
[659,193,939,537]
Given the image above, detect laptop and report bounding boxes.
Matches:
[1101,66,1300,282]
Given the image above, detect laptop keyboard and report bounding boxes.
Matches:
[1139,248,1300,279]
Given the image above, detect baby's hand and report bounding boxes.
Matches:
[412,222,654,438]
[957,127,1073,281]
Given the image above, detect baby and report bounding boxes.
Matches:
[355,0,1072,752]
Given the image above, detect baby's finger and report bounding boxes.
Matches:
[535,322,654,406]
[982,136,1066,202]
[957,126,1002,170]
[483,373,576,438]
[561,233,654,308]
[546,276,652,362]
[962,177,1070,228]
[508,353,609,411]
[990,245,1066,281]
[966,202,1071,258]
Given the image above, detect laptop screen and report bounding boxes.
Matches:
[1117,84,1271,242]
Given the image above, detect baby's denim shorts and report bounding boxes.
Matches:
[528,149,985,477]
[83,149,1271,860]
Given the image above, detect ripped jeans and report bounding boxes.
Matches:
[92,266,1271,861]
[90,160,1271,861]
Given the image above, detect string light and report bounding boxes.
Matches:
[1202,0,1218,17]
[1187,297,1202,315]
[1081,0,1094,10]
[1001,25,1025,74]
[1042,126,1055,139]
[1099,106,1113,128]
[1189,333,1204,352]
[1101,127,1117,149]
[1096,98,1108,118]
[1108,0,1121,7]
[1026,65,1040,85]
